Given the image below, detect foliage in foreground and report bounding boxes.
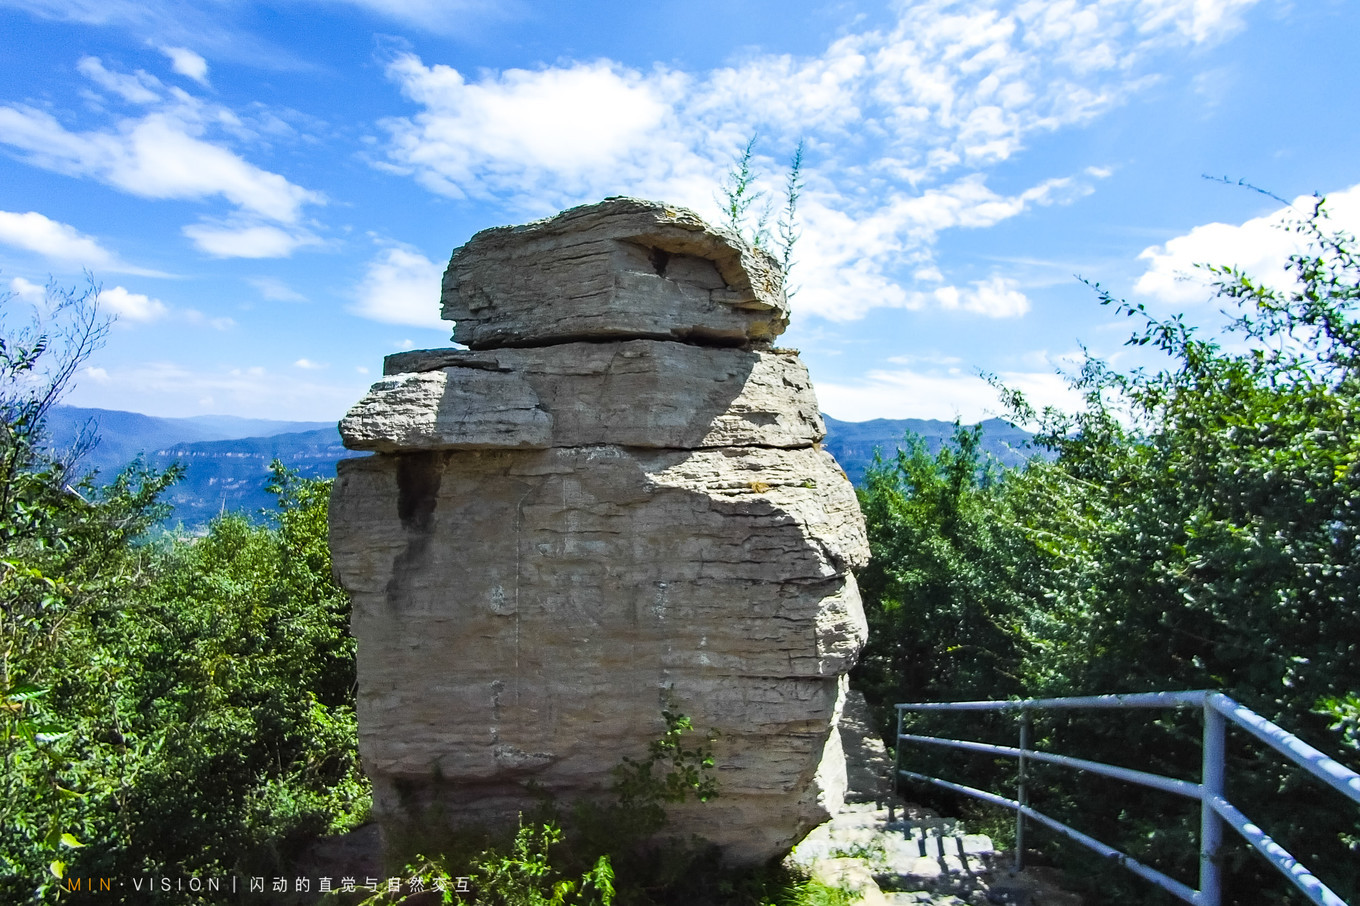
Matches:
[365,829,851,906]
[856,198,1360,904]
[1,465,367,903]
[1,280,367,903]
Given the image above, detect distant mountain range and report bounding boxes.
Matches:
[42,406,1039,526]
[820,415,1038,484]
[44,406,362,526]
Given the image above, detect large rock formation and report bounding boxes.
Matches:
[329,197,869,864]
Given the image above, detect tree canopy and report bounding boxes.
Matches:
[0,281,366,903]
[856,198,1360,904]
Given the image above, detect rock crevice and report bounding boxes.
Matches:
[330,197,868,864]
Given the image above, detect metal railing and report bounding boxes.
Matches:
[894,691,1360,906]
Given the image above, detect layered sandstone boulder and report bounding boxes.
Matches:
[440,197,789,349]
[330,198,868,864]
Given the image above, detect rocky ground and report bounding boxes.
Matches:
[786,691,1082,906]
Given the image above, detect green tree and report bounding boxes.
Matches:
[56,465,365,900]
[1001,198,1360,903]
[1,282,367,902]
[718,136,805,285]
[1003,199,1360,724]
[853,424,1044,711]
[0,278,108,542]
[0,280,181,896]
[859,198,1360,904]
[852,423,1057,811]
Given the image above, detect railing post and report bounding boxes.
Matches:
[1200,699,1225,906]
[1015,712,1029,873]
[890,705,902,823]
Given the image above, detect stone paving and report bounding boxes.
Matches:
[789,800,1080,906]
[787,691,1082,906]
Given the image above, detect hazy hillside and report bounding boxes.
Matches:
[45,406,360,525]
[821,415,1038,484]
[46,406,335,474]
[152,428,365,525]
[43,406,1036,525]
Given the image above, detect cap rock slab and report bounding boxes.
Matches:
[330,197,868,866]
[441,197,790,349]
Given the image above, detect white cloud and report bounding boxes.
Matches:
[101,285,168,322]
[886,173,1097,241]
[693,38,868,135]
[376,0,1213,323]
[936,276,1031,317]
[352,245,449,330]
[787,176,1088,320]
[311,0,511,35]
[77,55,162,104]
[0,85,321,224]
[887,352,965,367]
[161,46,209,84]
[181,309,235,330]
[0,209,160,274]
[1128,0,1261,44]
[184,222,320,258]
[294,357,326,370]
[8,276,46,303]
[248,276,307,302]
[62,359,365,421]
[382,55,679,204]
[1134,185,1360,305]
[18,278,237,329]
[816,365,1084,422]
[0,209,118,266]
[0,0,316,74]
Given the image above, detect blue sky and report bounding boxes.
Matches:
[1,0,1356,423]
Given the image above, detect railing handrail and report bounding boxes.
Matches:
[894,690,1359,906]
[899,690,1213,711]
[897,731,1202,799]
[1203,692,1360,808]
[896,690,1360,808]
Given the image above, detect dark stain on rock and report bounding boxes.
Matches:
[396,452,443,531]
[648,246,671,277]
[387,452,444,609]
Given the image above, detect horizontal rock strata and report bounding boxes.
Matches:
[441,197,789,349]
[340,341,824,452]
[330,197,867,865]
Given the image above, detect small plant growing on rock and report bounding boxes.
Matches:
[718,136,806,290]
[609,708,719,830]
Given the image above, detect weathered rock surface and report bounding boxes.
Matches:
[340,341,824,453]
[330,197,867,866]
[441,197,789,349]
